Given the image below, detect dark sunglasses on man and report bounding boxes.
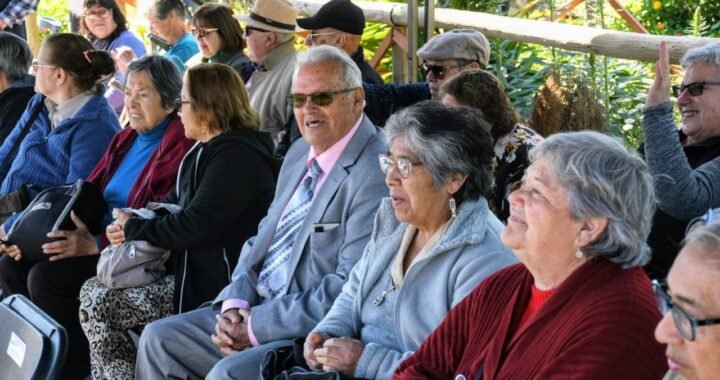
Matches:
[420,62,461,80]
[244,26,270,36]
[672,81,720,97]
[287,88,356,107]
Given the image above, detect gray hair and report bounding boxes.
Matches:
[530,131,656,268]
[384,101,495,203]
[293,45,362,89]
[124,55,182,110]
[680,42,720,69]
[0,32,32,83]
[150,0,185,20]
[682,222,720,273]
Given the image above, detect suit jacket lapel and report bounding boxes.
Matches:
[284,116,377,289]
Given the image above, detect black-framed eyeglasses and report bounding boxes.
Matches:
[244,26,269,37]
[672,81,720,97]
[287,88,356,107]
[83,8,112,20]
[653,280,720,341]
[174,98,192,109]
[191,27,218,38]
[420,62,461,80]
[378,154,423,179]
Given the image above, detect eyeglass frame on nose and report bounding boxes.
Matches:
[378,154,423,179]
[420,62,463,80]
[287,88,356,107]
[83,8,112,20]
[653,279,720,341]
[672,81,720,97]
[191,27,219,38]
[244,26,270,37]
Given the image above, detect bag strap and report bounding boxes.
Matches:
[0,96,46,177]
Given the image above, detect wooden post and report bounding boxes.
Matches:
[25,12,40,56]
[392,28,409,83]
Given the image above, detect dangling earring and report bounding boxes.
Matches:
[575,249,583,258]
[449,197,457,218]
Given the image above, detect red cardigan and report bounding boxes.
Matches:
[394,259,667,379]
[88,116,194,209]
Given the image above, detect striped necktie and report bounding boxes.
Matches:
[257,159,323,299]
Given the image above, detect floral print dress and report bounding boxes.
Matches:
[490,125,544,222]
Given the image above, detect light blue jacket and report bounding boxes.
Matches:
[313,197,517,379]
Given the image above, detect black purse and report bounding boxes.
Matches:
[260,338,345,380]
[4,179,107,261]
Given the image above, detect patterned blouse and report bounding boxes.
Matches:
[489,125,544,222]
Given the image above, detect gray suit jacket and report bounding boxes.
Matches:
[214,116,388,344]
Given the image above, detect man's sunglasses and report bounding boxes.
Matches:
[287,88,356,107]
[244,26,269,36]
[672,81,720,97]
[420,63,461,80]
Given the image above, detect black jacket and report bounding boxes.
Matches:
[124,128,279,312]
[0,75,35,145]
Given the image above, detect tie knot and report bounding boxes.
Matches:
[308,159,322,179]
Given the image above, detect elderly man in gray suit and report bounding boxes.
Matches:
[135,45,388,380]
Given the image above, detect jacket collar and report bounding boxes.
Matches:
[255,39,295,71]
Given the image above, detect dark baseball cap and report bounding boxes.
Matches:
[296,0,365,35]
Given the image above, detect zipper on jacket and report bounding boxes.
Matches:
[223,248,232,282]
[178,250,188,313]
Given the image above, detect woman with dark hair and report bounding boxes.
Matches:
[80,0,146,114]
[0,32,121,380]
[441,69,543,222]
[303,101,516,379]
[79,63,278,380]
[190,3,249,73]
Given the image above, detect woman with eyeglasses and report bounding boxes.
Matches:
[441,69,543,223]
[0,32,120,380]
[643,41,720,280]
[187,3,250,75]
[654,217,720,380]
[79,0,146,114]
[302,101,516,379]
[79,63,278,380]
[394,131,667,379]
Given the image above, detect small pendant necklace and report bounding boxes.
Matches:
[373,276,397,307]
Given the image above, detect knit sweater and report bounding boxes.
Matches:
[0,92,120,230]
[394,259,667,379]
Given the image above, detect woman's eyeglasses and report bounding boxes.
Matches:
[420,62,461,80]
[31,59,56,72]
[174,98,192,109]
[378,154,423,179]
[672,81,720,97]
[244,26,269,36]
[653,280,720,341]
[83,9,112,20]
[287,88,356,107]
[191,27,218,38]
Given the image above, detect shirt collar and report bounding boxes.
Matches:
[45,86,99,128]
[308,115,364,175]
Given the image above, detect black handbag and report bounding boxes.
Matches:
[260,338,345,380]
[4,179,107,261]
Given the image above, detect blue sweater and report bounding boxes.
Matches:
[0,92,121,230]
[166,33,199,74]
